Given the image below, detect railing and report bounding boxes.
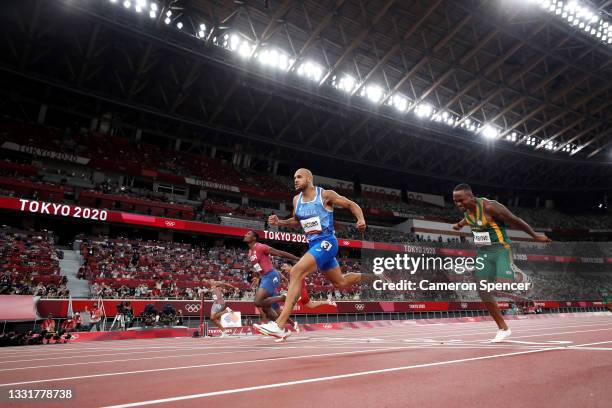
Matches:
[5,305,606,336]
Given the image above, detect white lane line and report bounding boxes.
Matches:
[100,338,612,408]
[0,346,419,387]
[101,348,562,407]
[0,349,262,372]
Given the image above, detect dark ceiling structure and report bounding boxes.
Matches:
[0,0,611,193]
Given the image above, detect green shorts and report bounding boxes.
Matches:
[475,245,515,282]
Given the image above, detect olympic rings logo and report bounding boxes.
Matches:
[165,220,176,227]
[184,304,201,313]
[354,303,365,311]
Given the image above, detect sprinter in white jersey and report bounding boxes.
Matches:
[255,168,373,339]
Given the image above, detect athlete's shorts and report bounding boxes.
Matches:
[259,269,281,296]
[297,280,310,306]
[475,244,515,282]
[307,235,339,271]
[211,302,225,316]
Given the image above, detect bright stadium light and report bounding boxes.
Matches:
[176,21,183,29]
[135,0,146,12]
[332,74,357,93]
[363,84,384,103]
[164,16,171,24]
[110,0,118,3]
[481,124,499,139]
[391,94,408,112]
[238,41,253,58]
[413,103,434,118]
[297,61,324,82]
[228,34,240,51]
[149,10,156,18]
[123,0,131,9]
[532,0,611,47]
[257,48,290,70]
[150,2,158,11]
[197,24,206,39]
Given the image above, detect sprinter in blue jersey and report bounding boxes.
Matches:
[255,168,369,339]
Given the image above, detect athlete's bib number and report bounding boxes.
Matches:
[253,263,262,272]
[473,231,492,246]
[300,216,323,234]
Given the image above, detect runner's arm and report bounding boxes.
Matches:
[323,189,366,232]
[487,201,551,242]
[452,218,468,231]
[268,196,300,228]
[268,247,300,262]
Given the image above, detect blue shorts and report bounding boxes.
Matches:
[259,269,281,296]
[307,235,339,272]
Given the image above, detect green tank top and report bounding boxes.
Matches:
[464,197,510,246]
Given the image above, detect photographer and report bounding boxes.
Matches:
[110,302,126,331]
[40,314,56,344]
[123,302,134,329]
[175,310,184,326]
[90,305,103,332]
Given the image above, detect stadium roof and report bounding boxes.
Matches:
[0,0,611,191]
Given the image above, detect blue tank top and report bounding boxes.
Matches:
[295,187,335,244]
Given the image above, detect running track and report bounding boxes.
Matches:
[1,313,611,407]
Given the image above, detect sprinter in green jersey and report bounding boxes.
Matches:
[452,183,550,342]
[597,287,612,312]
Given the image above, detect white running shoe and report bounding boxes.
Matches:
[254,321,290,339]
[293,321,300,334]
[225,307,233,314]
[490,329,511,343]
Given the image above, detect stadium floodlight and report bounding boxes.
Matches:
[238,42,252,58]
[535,0,611,46]
[197,24,206,38]
[364,85,384,103]
[391,94,408,112]
[150,2,158,11]
[110,0,118,3]
[176,22,183,29]
[332,74,357,93]
[166,10,172,17]
[149,10,156,18]
[481,124,499,139]
[164,17,171,24]
[257,48,289,70]
[297,61,324,82]
[229,34,240,51]
[413,103,434,118]
[123,1,131,9]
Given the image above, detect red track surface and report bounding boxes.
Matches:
[1,313,611,407]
